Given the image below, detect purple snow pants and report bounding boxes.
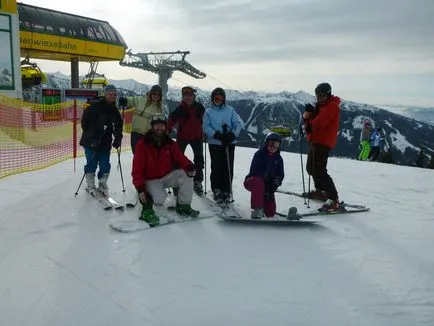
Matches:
[243,176,276,217]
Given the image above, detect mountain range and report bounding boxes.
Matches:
[44,72,434,167]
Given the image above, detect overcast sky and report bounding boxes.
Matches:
[23,0,434,106]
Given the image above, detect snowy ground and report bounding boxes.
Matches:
[1,145,434,326]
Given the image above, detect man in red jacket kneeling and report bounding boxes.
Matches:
[132,113,199,227]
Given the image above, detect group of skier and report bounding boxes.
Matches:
[358,120,384,161]
[79,81,343,226]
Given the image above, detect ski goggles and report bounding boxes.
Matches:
[151,113,167,124]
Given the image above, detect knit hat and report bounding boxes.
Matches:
[104,84,117,95]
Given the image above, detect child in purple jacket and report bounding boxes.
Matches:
[244,132,285,219]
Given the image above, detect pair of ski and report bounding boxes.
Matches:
[86,188,124,210]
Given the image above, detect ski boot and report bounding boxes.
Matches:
[213,189,223,204]
[303,189,327,202]
[176,204,199,218]
[139,203,159,227]
[98,173,109,197]
[251,208,264,219]
[193,181,204,197]
[85,173,97,194]
[318,199,343,213]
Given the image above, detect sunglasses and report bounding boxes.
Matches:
[213,95,224,102]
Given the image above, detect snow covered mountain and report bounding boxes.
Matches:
[380,105,434,126]
[44,72,434,166]
[1,147,434,326]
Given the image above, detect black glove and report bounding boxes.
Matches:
[265,177,282,194]
[264,191,274,201]
[89,139,100,149]
[221,132,236,146]
[304,103,315,113]
[186,164,196,178]
[213,131,223,141]
[112,137,122,149]
[118,96,128,107]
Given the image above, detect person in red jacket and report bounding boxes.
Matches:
[132,113,200,227]
[303,82,341,212]
[167,86,205,196]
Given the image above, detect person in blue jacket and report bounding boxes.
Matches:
[369,127,384,161]
[203,87,244,204]
[244,132,284,219]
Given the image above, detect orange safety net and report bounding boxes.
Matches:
[0,95,134,179]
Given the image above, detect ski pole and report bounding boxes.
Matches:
[225,145,234,202]
[75,150,96,196]
[299,123,307,205]
[204,135,207,195]
[117,148,126,193]
[74,172,86,196]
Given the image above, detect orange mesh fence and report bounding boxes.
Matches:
[0,95,134,179]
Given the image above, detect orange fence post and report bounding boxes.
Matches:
[73,99,77,172]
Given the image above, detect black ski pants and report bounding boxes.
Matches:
[208,144,235,194]
[176,139,204,183]
[306,143,338,201]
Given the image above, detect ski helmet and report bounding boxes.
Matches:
[211,87,226,104]
[151,113,167,126]
[265,132,282,143]
[149,85,162,95]
[182,86,196,96]
[315,83,332,96]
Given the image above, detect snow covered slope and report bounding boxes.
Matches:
[1,146,434,326]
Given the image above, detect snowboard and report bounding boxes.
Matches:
[109,210,215,232]
[201,196,322,225]
[218,214,322,225]
[276,189,368,210]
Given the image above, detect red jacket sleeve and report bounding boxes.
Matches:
[131,140,147,192]
[310,102,339,130]
[171,142,193,170]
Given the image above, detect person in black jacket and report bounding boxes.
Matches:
[79,84,123,196]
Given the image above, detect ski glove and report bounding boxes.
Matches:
[213,131,223,141]
[221,132,236,147]
[186,164,196,177]
[89,139,100,149]
[304,103,315,113]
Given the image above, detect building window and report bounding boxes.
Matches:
[0,14,15,90]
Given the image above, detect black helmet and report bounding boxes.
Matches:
[149,84,162,95]
[211,87,226,103]
[265,132,282,143]
[182,86,196,95]
[315,83,332,96]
